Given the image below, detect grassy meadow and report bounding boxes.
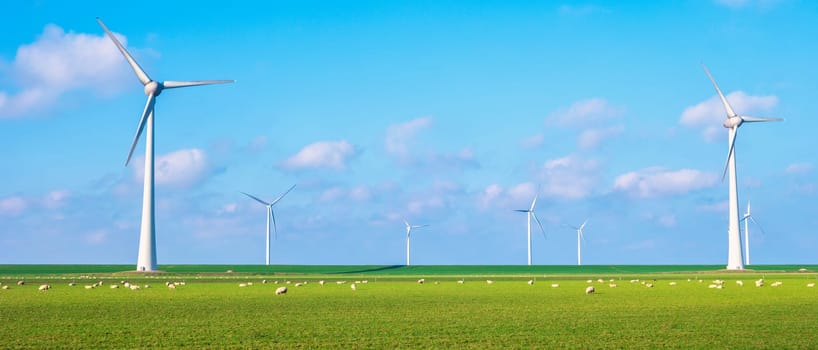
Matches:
[1,265,817,348]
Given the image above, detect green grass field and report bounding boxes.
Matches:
[2,265,817,348]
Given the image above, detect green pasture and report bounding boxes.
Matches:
[1,266,817,348]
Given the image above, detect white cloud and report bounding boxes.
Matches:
[578,125,624,150]
[133,148,212,188]
[1,24,132,117]
[614,167,718,198]
[0,196,27,216]
[42,190,70,209]
[785,162,813,174]
[281,140,357,171]
[385,117,432,155]
[477,184,504,210]
[547,98,623,127]
[539,155,600,200]
[679,91,779,141]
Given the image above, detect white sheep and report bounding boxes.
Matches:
[807,283,815,288]
[609,283,617,288]
[551,283,560,288]
[597,278,604,283]
[771,281,783,287]
[457,279,464,284]
[38,284,50,291]
[168,284,177,289]
[110,285,120,289]
[645,283,654,288]
[350,283,357,291]
[319,280,325,286]
[585,286,595,294]
[337,281,347,285]
[144,285,150,289]
[247,282,254,286]
[68,282,76,287]
[239,283,248,288]
[736,280,744,286]
[586,279,593,283]
[362,280,369,284]
[275,286,287,295]
[630,279,639,283]
[124,282,131,288]
[17,280,25,286]
[129,285,140,290]
[486,280,494,285]
[295,283,304,287]
[262,280,268,284]
[669,282,677,286]
[1,285,9,290]
[708,284,718,289]
[527,280,534,285]
[418,279,425,284]
[84,285,94,289]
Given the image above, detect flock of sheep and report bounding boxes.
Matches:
[2,276,816,295]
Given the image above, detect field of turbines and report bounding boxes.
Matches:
[2,265,818,348]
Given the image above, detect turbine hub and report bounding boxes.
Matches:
[144,81,163,96]
[723,117,742,129]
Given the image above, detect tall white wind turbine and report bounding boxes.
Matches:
[567,219,588,266]
[702,64,781,270]
[514,193,545,266]
[404,220,429,266]
[741,200,765,266]
[241,185,296,265]
[98,18,234,272]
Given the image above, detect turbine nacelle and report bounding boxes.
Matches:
[722,116,742,129]
[144,81,163,96]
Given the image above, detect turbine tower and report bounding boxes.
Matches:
[98,18,234,271]
[241,184,296,265]
[741,200,765,266]
[514,193,545,266]
[702,64,781,270]
[568,219,588,266]
[404,220,428,266]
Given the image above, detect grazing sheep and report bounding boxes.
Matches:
[247,282,254,286]
[84,285,94,289]
[17,280,25,286]
[179,281,186,286]
[597,279,604,283]
[262,280,268,284]
[799,268,808,272]
[38,284,50,291]
[144,285,150,289]
[736,280,744,286]
[168,284,177,289]
[551,283,560,288]
[350,283,357,291]
[586,279,593,283]
[418,279,425,284]
[275,286,287,295]
[336,281,347,285]
[165,281,172,286]
[295,283,304,287]
[110,285,120,289]
[68,282,76,287]
[771,281,783,287]
[434,281,439,285]
[239,283,247,288]
[807,283,815,288]
[755,279,764,287]
[457,279,464,284]
[585,286,595,294]
[129,285,140,290]
[319,280,325,286]
[486,280,494,285]
[645,283,654,288]
[124,282,131,288]
[362,280,369,284]
[285,281,292,284]
[1,285,9,290]
[609,283,617,288]
[609,279,615,283]
[527,280,534,286]
[708,284,718,289]
[630,279,639,283]
[669,282,677,286]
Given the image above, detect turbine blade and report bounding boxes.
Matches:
[96,18,151,85]
[513,209,530,213]
[271,209,278,240]
[722,127,738,182]
[740,116,784,123]
[125,94,155,166]
[162,80,235,89]
[270,184,297,206]
[749,216,767,237]
[701,63,737,117]
[580,218,589,230]
[240,192,270,206]
[530,193,538,211]
[414,224,429,229]
[532,212,546,239]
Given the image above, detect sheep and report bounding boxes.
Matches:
[247,282,253,286]
[239,283,247,288]
[355,280,362,284]
[350,283,357,291]
[586,279,593,283]
[144,285,150,289]
[124,282,131,288]
[361,280,369,284]
[336,281,347,285]
[597,278,604,283]
[771,281,783,287]
[486,280,494,285]
[585,286,595,294]
[111,285,120,289]
[457,279,465,284]
[68,282,76,287]
[84,285,94,289]
[527,280,534,286]
[630,279,639,283]
[129,285,140,290]
[799,268,808,272]
[434,281,440,285]
[417,279,425,284]
[262,280,268,284]
[294,283,304,287]
[755,280,764,287]
[38,284,50,291]
[165,281,172,286]
[736,280,744,287]
[285,281,292,284]
[179,281,186,286]
[1,285,9,290]
[319,280,325,286]
[167,284,177,289]
[669,282,677,286]
[645,283,654,288]
[807,283,815,288]
[708,284,718,289]
[609,283,617,288]
[17,280,25,286]
[551,283,560,288]
[275,286,287,295]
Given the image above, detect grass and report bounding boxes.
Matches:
[1,266,817,348]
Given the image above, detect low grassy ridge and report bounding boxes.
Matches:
[1,266,817,348]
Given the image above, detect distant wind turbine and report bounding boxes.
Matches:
[404,220,429,266]
[98,18,234,272]
[741,200,765,266]
[567,219,588,266]
[514,193,545,266]
[242,185,296,265]
[702,63,782,270]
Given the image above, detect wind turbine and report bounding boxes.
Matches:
[741,200,765,266]
[567,219,588,266]
[514,193,545,266]
[702,63,781,270]
[404,220,429,266]
[98,18,234,272]
[241,184,297,265]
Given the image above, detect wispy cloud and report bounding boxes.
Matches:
[614,167,718,198]
[281,140,358,171]
[539,155,600,200]
[785,162,813,174]
[578,125,625,150]
[133,148,214,188]
[0,24,132,117]
[385,117,432,156]
[547,98,624,127]
[680,91,778,141]
[0,196,28,217]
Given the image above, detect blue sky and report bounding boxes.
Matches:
[2,0,816,265]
